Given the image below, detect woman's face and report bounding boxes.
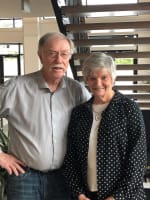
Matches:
[86,68,114,103]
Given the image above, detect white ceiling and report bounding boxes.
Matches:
[0,0,55,18]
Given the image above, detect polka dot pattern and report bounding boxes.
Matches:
[63,91,147,200]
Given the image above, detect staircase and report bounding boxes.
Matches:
[51,0,150,109]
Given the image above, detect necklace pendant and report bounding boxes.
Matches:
[95,113,100,121]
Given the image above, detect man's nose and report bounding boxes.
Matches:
[55,53,63,63]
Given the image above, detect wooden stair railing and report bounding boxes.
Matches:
[65,21,150,32]
[61,2,150,16]
[52,0,150,108]
[73,37,150,46]
[76,64,150,71]
[73,52,150,60]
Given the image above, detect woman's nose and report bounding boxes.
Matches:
[96,79,102,85]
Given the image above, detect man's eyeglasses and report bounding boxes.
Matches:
[47,51,72,59]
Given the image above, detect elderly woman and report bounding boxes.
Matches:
[63,52,147,200]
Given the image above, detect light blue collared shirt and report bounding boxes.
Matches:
[0,70,90,171]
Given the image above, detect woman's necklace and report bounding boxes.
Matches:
[93,103,109,121]
[93,105,102,121]
[93,110,101,121]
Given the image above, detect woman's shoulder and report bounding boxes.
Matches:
[113,90,141,115]
[72,97,93,113]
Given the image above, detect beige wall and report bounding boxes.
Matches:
[0,17,59,74]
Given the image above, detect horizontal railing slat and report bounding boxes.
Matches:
[66,21,150,32]
[73,37,150,47]
[114,84,150,91]
[116,75,150,81]
[125,93,150,99]
[62,3,150,16]
[76,64,150,70]
[73,52,150,59]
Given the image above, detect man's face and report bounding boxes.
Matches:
[38,37,72,81]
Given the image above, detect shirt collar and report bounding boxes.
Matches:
[36,70,67,90]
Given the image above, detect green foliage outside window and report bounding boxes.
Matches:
[0,128,8,200]
[115,58,134,65]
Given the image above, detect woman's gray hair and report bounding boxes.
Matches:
[82,52,116,82]
[38,32,75,54]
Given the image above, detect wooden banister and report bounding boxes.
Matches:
[73,52,150,59]
[73,37,150,47]
[76,64,150,71]
[62,2,150,16]
[66,21,150,32]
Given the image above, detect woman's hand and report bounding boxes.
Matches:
[105,196,115,200]
[78,194,90,200]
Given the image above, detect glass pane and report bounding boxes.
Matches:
[82,0,137,5]
[115,58,134,94]
[7,45,19,54]
[0,19,13,28]
[81,0,138,16]
[20,44,24,54]
[0,18,22,28]
[0,44,19,55]
[4,57,18,76]
[15,19,22,28]
[20,55,24,75]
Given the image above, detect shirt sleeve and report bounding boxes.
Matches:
[79,84,91,104]
[0,79,16,118]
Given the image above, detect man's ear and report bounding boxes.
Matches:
[37,50,42,63]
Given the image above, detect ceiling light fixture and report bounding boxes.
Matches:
[21,0,31,13]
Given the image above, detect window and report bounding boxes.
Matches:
[0,44,24,81]
[0,18,22,28]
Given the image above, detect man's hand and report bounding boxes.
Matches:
[0,152,26,176]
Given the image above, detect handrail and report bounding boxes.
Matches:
[62,2,150,16]
[66,21,150,32]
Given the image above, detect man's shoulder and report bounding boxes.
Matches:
[1,71,40,92]
[63,76,91,102]
[18,70,40,80]
[12,71,40,85]
[64,76,87,91]
[65,76,81,85]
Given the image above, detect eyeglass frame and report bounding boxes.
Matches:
[46,50,72,59]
